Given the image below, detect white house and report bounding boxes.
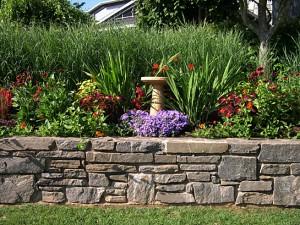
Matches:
[88,0,135,27]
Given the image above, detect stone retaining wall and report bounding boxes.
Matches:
[0,137,299,206]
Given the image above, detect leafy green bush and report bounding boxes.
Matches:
[193,66,300,138]
[10,70,72,134]
[0,0,92,26]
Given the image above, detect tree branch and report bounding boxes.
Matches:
[239,0,260,36]
[268,0,293,38]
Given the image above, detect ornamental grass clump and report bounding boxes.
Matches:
[151,54,245,125]
[120,110,189,137]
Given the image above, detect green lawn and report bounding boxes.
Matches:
[0,204,299,225]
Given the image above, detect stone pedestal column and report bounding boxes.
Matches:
[141,77,168,115]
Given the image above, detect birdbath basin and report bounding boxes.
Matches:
[141,77,168,115]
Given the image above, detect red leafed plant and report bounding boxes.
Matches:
[79,90,125,123]
[0,88,13,120]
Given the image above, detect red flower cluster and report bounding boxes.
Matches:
[20,121,26,129]
[151,63,169,75]
[0,89,13,119]
[79,90,125,123]
[11,71,51,88]
[218,91,257,118]
[187,64,195,70]
[95,130,105,137]
[249,66,264,81]
[132,86,145,109]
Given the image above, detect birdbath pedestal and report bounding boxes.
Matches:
[141,77,168,115]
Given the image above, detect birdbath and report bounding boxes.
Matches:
[141,77,168,115]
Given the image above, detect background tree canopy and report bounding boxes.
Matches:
[0,0,92,26]
[135,0,240,28]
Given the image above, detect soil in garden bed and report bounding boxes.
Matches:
[0,118,16,128]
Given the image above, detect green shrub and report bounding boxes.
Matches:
[193,66,300,138]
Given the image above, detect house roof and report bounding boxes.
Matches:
[89,0,124,13]
[88,0,135,23]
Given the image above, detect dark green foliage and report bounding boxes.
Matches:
[0,0,92,26]
[135,0,240,28]
[272,17,300,54]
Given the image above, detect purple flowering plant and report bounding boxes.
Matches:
[120,110,189,137]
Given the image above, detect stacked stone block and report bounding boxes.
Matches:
[0,137,299,207]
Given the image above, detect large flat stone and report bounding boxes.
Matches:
[91,138,115,151]
[42,191,65,203]
[239,181,272,192]
[259,142,300,163]
[290,163,300,175]
[156,184,185,192]
[37,178,86,187]
[105,196,127,203]
[55,138,90,151]
[0,175,38,203]
[187,156,221,163]
[89,173,110,187]
[66,187,105,204]
[165,139,228,154]
[0,137,55,151]
[42,173,63,179]
[86,164,136,173]
[236,192,273,205]
[0,157,45,174]
[154,174,186,184]
[50,160,81,169]
[155,192,195,204]
[86,152,153,163]
[39,187,64,192]
[0,138,24,151]
[127,173,155,204]
[180,164,216,171]
[0,151,9,156]
[110,182,127,189]
[273,176,300,206]
[155,155,177,163]
[109,175,128,182]
[12,151,35,157]
[36,151,85,159]
[218,156,257,181]
[106,189,126,196]
[187,172,211,182]
[228,140,260,154]
[193,183,234,204]
[116,141,162,153]
[139,165,178,173]
[64,169,87,178]
[260,164,290,175]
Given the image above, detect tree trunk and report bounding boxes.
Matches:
[259,39,268,68]
[198,6,201,23]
